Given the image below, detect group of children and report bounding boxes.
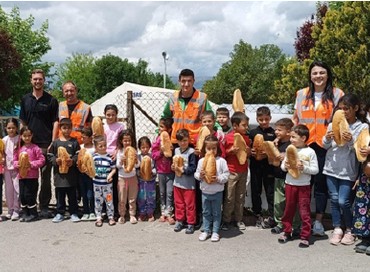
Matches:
[1,94,370,249]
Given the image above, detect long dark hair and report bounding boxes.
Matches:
[116,129,136,149]
[336,94,369,125]
[5,117,19,135]
[19,126,34,147]
[305,60,334,108]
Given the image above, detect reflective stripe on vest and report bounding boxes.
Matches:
[59,101,90,143]
[169,90,206,144]
[296,87,344,147]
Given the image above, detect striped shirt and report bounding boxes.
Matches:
[93,153,115,185]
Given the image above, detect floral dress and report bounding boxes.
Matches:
[352,173,370,237]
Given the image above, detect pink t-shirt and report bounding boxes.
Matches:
[104,122,125,155]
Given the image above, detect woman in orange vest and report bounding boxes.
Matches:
[292,60,344,237]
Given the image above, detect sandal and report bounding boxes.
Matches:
[108,219,116,226]
[95,219,103,227]
[298,239,310,248]
[278,233,292,244]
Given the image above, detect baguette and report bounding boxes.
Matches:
[58,146,70,174]
[19,152,30,178]
[232,89,245,112]
[332,109,349,146]
[286,145,300,179]
[264,141,280,167]
[196,126,211,151]
[355,128,370,162]
[253,134,265,160]
[0,138,4,162]
[124,146,136,173]
[84,151,96,179]
[173,155,184,177]
[202,152,217,184]
[160,131,172,158]
[140,155,152,181]
[234,133,248,165]
[77,148,86,172]
[92,116,104,136]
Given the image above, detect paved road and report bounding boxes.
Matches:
[0,213,368,272]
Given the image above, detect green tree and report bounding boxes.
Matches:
[311,1,370,104]
[55,52,97,103]
[0,6,51,110]
[0,28,21,100]
[203,40,289,104]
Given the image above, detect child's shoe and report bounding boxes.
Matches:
[278,232,292,244]
[81,214,90,221]
[118,217,125,224]
[261,216,276,229]
[147,214,155,222]
[211,233,220,242]
[329,228,343,245]
[70,214,81,223]
[130,216,138,224]
[167,216,175,225]
[5,213,12,220]
[255,215,263,228]
[52,213,64,223]
[159,215,166,222]
[236,221,246,230]
[271,225,283,234]
[199,232,211,241]
[341,231,355,245]
[138,215,146,222]
[185,224,194,234]
[298,239,310,248]
[11,212,20,221]
[174,221,184,232]
[221,221,230,231]
[312,220,325,236]
[89,213,97,221]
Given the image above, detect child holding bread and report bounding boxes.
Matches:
[152,117,176,224]
[136,136,156,222]
[116,129,139,224]
[13,126,45,222]
[279,124,318,248]
[249,106,276,229]
[48,118,80,223]
[270,118,301,235]
[172,129,197,234]
[221,112,251,231]
[322,94,369,246]
[194,135,229,242]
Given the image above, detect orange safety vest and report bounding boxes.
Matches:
[58,101,91,144]
[169,90,207,145]
[295,87,344,147]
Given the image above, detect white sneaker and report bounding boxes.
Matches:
[81,214,89,221]
[199,232,211,241]
[312,220,325,236]
[89,213,97,221]
[11,212,20,221]
[211,233,220,242]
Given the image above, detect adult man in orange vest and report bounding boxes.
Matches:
[161,69,215,146]
[58,81,92,144]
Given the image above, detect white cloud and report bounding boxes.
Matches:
[2,1,316,77]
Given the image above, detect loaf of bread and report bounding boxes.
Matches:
[84,151,96,179]
[173,155,184,177]
[160,131,172,158]
[234,133,248,165]
[196,126,211,151]
[58,146,70,174]
[140,155,152,181]
[19,152,30,178]
[332,109,349,146]
[232,89,244,112]
[286,145,300,179]
[202,152,217,184]
[124,146,136,173]
[355,128,370,162]
[264,141,281,167]
[77,148,86,172]
[253,134,265,160]
[92,116,104,136]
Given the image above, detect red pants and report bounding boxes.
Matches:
[174,187,196,225]
[282,184,311,241]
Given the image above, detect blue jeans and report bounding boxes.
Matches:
[326,175,353,228]
[79,173,94,214]
[202,191,223,234]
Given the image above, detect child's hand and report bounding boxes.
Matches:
[107,173,114,183]
[325,130,334,141]
[176,166,184,174]
[246,146,251,157]
[297,160,304,171]
[121,156,126,166]
[111,150,118,161]
[277,152,285,162]
[66,158,73,167]
[342,131,352,142]
[56,158,62,166]
[199,170,205,180]
[210,175,217,183]
[273,138,279,146]
[250,148,256,157]
[0,157,4,165]
[171,163,175,172]
[194,148,201,156]
[284,161,291,169]
[359,146,370,157]
[229,146,239,155]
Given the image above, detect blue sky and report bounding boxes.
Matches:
[1,1,317,78]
